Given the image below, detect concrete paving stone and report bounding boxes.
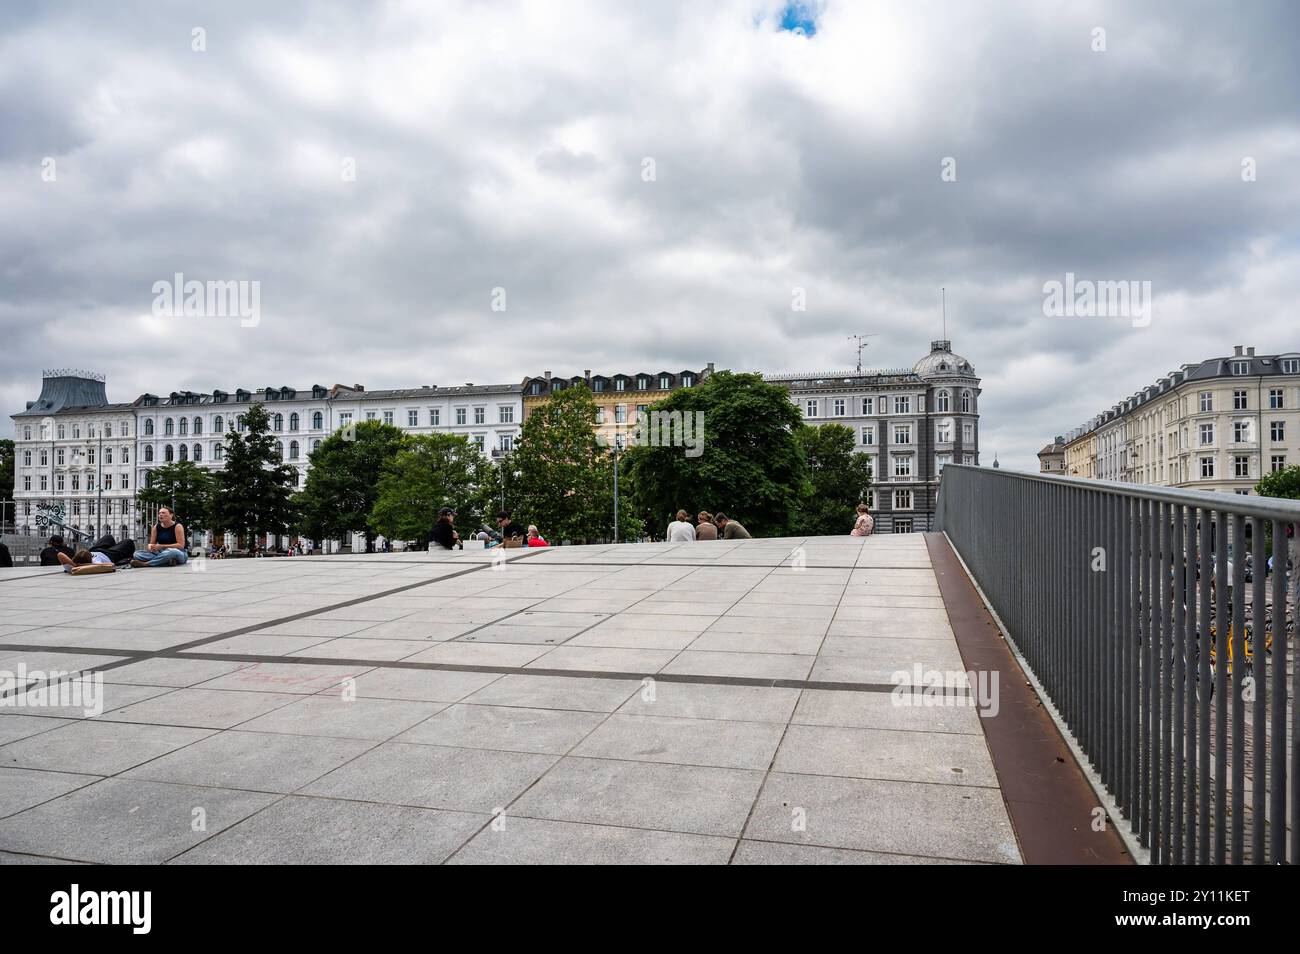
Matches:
[744,772,1020,864]
[0,851,86,864]
[0,778,279,864]
[511,756,764,837]
[301,742,557,812]
[793,689,983,734]
[123,729,376,793]
[584,613,717,634]
[313,606,422,622]
[288,637,431,661]
[102,687,302,730]
[661,650,814,681]
[837,594,947,609]
[1,681,174,719]
[395,703,606,754]
[818,635,965,666]
[731,840,974,864]
[619,681,800,723]
[448,816,734,865]
[0,766,100,818]
[832,605,952,625]
[723,603,837,622]
[573,714,785,770]
[144,615,261,633]
[0,651,125,676]
[826,620,955,640]
[638,590,746,605]
[688,630,825,655]
[247,619,379,638]
[182,633,334,656]
[565,625,699,651]
[0,714,75,745]
[463,674,640,712]
[0,719,213,775]
[171,796,489,865]
[345,667,501,703]
[196,662,373,695]
[734,591,843,607]
[352,619,481,640]
[0,626,137,648]
[30,629,198,652]
[456,623,578,645]
[399,641,550,668]
[101,657,253,687]
[703,616,830,636]
[237,695,447,741]
[526,646,678,674]
[625,601,728,617]
[773,724,999,787]
[504,611,609,629]
[809,657,970,688]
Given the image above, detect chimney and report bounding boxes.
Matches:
[707,362,715,373]
[1234,345,1244,356]
[544,371,552,381]
[354,384,364,391]
[1247,346,1256,356]
[584,369,591,379]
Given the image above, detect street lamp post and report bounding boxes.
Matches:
[613,436,622,544]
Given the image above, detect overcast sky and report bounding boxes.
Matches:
[3,0,1298,469]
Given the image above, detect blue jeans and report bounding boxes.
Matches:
[132,548,188,566]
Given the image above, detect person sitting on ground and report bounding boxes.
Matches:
[0,540,12,568]
[89,532,137,566]
[666,509,697,542]
[695,511,718,540]
[714,512,751,540]
[526,525,550,547]
[131,507,188,567]
[430,506,461,550]
[58,548,116,575]
[850,503,875,536]
[495,510,526,548]
[39,535,74,566]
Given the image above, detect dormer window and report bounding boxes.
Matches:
[682,374,694,387]
[659,375,671,389]
[1282,358,1300,374]
[1231,360,1250,375]
[637,376,648,389]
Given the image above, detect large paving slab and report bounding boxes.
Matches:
[0,534,1021,864]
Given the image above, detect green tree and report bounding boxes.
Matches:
[790,423,875,536]
[136,461,218,536]
[512,384,643,543]
[624,370,808,537]
[211,403,298,548]
[293,419,407,550]
[369,433,488,546]
[0,439,13,506]
[1255,465,1300,501]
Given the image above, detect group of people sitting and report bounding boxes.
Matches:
[430,508,548,550]
[43,507,190,576]
[664,510,751,541]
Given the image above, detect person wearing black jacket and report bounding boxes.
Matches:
[39,535,74,566]
[430,507,461,550]
[0,541,12,568]
[495,510,525,546]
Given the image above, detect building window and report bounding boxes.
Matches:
[213,415,223,432]
[592,379,604,392]
[164,445,174,463]
[1199,423,1214,445]
[894,396,911,414]
[144,446,154,462]
[1231,360,1250,375]
[178,417,188,436]
[56,448,64,466]
[615,405,627,424]
[455,408,467,426]
[682,374,694,387]
[365,411,376,421]
[40,475,47,491]
[163,418,174,436]
[474,407,486,425]
[1281,358,1300,374]
[311,411,322,429]
[595,406,605,424]
[833,398,846,416]
[72,424,80,439]
[499,405,514,424]
[860,396,874,415]
[473,435,485,453]
[961,390,972,413]
[805,400,818,418]
[429,409,440,426]
[22,476,30,491]
[1234,455,1250,478]
[339,412,352,428]
[861,425,875,446]
[1272,454,1287,472]
[312,439,321,452]
[936,454,952,472]
[1271,421,1285,442]
[1200,456,1215,478]
[892,455,912,478]
[935,422,951,443]
[1233,389,1247,410]
[289,441,300,460]
[22,450,31,466]
[936,390,950,412]
[121,473,129,490]
[963,422,974,443]
[637,376,648,389]
[1199,392,1212,412]
[659,375,671,389]
[71,474,80,491]
[500,434,513,452]
[271,414,282,431]
[893,489,912,510]
[22,425,31,440]
[214,445,223,461]
[1234,421,1252,443]
[615,378,626,392]
[1269,389,1284,409]
[893,424,912,445]
[383,411,394,426]
[408,410,419,427]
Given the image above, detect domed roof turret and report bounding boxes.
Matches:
[913,340,974,378]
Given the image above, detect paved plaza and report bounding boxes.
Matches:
[0,535,1023,865]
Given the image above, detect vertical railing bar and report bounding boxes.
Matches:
[1231,514,1246,863]
[1198,509,1213,865]
[1172,503,1186,865]
[1269,518,1287,865]
[1214,512,1228,864]
[1250,517,1266,864]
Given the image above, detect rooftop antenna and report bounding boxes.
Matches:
[941,287,947,340]
[849,333,879,373]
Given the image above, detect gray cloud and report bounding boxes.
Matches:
[3,0,1299,469]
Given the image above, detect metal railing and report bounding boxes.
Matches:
[936,465,1298,864]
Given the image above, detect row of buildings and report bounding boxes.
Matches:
[1041,345,1300,494]
[7,339,980,543]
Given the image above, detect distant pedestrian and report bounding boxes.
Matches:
[666,509,697,542]
[695,511,718,540]
[430,507,461,550]
[714,512,751,540]
[850,503,875,536]
[526,525,550,547]
[496,510,526,548]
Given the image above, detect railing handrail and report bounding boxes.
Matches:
[943,464,1300,522]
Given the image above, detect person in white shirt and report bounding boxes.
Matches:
[666,509,697,542]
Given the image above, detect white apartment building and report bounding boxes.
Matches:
[1060,345,1300,494]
